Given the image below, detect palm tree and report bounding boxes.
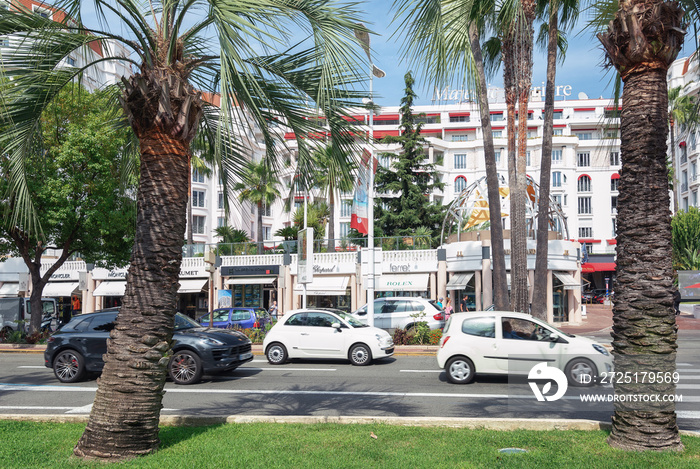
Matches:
[531,0,579,319]
[596,0,686,451]
[393,0,509,309]
[292,201,330,242]
[233,160,281,254]
[0,1,366,460]
[311,143,356,252]
[214,225,251,255]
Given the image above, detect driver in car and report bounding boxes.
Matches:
[502,320,528,340]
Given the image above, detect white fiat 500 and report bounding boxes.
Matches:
[263,308,395,366]
[437,311,613,386]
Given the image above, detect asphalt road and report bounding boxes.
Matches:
[1,332,699,431]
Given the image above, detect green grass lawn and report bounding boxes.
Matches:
[1,421,699,468]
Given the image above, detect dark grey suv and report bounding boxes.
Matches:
[44,309,253,385]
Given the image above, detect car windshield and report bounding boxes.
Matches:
[336,311,368,328]
[174,313,200,331]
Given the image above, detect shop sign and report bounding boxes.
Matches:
[221,265,279,277]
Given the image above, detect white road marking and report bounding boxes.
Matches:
[400,370,443,373]
[17,366,46,369]
[677,411,700,419]
[677,363,694,367]
[239,368,337,372]
[675,384,700,390]
[679,376,700,380]
[66,404,92,414]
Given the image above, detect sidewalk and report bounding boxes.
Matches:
[560,303,700,334]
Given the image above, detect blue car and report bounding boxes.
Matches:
[197,307,268,329]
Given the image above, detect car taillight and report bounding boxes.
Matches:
[434,312,444,321]
[440,336,450,348]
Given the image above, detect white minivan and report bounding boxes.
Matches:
[351,297,445,332]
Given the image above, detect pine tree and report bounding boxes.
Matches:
[374,72,445,246]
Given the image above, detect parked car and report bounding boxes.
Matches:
[44,309,253,385]
[351,297,444,332]
[197,307,268,329]
[263,308,394,366]
[437,311,613,386]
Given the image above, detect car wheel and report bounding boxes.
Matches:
[349,343,372,366]
[565,357,597,387]
[53,349,86,383]
[405,324,416,334]
[446,356,475,384]
[266,343,288,365]
[169,350,203,385]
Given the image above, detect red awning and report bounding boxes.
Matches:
[611,173,620,180]
[581,262,616,273]
[449,112,470,117]
[446,128,476,132]
[420,129,442,134]
[374,114,400,121]
[374,130,399,138]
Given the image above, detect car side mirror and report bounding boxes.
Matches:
[549,333,559,342]
[332,323,341,330]
[356,311,366,316]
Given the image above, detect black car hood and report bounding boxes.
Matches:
[174,327,250,345]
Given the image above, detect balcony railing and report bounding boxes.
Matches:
[183,235,435,258]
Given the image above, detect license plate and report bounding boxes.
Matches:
[239,352,253,360]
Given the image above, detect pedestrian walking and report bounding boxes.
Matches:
[444,298,453,323]
[269,300,278,320]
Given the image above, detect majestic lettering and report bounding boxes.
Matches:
[433,84,572,103]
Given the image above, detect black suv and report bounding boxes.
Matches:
[44,309,253,385]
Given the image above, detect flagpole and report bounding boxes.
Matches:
[367,67,375,328]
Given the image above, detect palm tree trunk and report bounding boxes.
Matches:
[468,23,508,309]
[669,119,678,212]
[74,128,190,460]
[257,201,264,254]
[328,189,336,252]
[598,0,685,450]
[532,8,558,319]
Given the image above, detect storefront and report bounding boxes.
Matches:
[375,273,430,298]
[177,266,210,319]
[91,268,127,309]
[446,272,476,311]
[294,275,351,311]
[43,271,80,321]
[220,265,279,311]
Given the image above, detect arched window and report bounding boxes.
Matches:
[454,176,467,193]
[611,173,620,191]
[578,175,591,192]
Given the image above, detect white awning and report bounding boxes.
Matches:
[43,282,79,297]
[178,278,209,294]
[93,281,126,297]
[376,273,429,292]
[294,276,349,296]
[554,272,581,290]
[446,273,474,291]
[0,283,19,296]
[226,277,276,285]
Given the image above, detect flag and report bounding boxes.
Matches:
[351,168,369,234]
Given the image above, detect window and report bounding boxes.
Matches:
[552,171,563,188]
[574,109,596,119]
[192,168,205,183]
[454,153,467,169]
[577,152,590,167]
[217,217,226,228]
[450,115,470,123]
[263,226,271,241]
[192,190,205,207]
[192,215,205,234]
[604,109,621,119]
[494,150,501,164]
[492,130,502,138]
[306,312,339,327]
[35,8,51,19]
[261,201,271,217]
[691,161,697,181]
[218,192,224,209]
[553,128,563,136]
[526,151,531,167]
[340,200,352,218]
[0,37,8,47]
[577,175,591,192]
[285,313,305,326]
[552,194,562,206]
[611,177,619,191]
[490,113,504,122]
[455,176,467,193]
[415,114,440,124]
[461,317,495,338]
[552,149,562,164]
[575,132,593,140]
[452,134,469,142]
[610,151,620,166]
[579,227,593,238]
[66,56,76,66]
[379,155,391,168]
[612,219,617,237]
[605,130,618,139]
[339,222,350,239]
[90,313,117,332]
[611,196,618,212]
[553,111,563,120]
[578,197,592,214]
[692,191,698,207]
[527,129,537,138]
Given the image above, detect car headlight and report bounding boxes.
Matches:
[202,337,224,346]
[592,344,609,356]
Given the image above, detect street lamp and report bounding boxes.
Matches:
[355,24,384,328]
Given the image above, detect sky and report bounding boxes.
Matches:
[362,3,696,108]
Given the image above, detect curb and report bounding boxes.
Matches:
[0,414,698,437]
